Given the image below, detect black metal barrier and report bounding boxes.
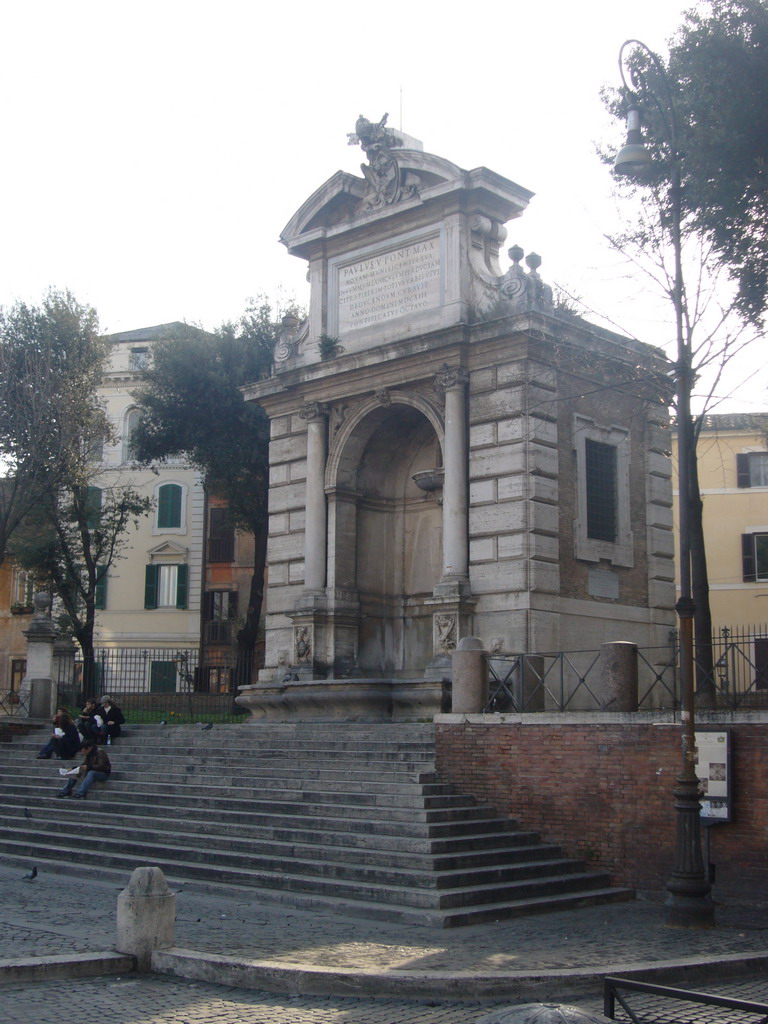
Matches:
[604,976,768,1024]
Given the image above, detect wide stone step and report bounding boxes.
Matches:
[4,786,518,843]
[0,819,587,891]
[434,887,636,927]
[0,832,609,912]
[4,814,568,874]
[20,768,465,805]
[2,798,536,852]
[13,750,437,776]
[4,785,493,827]
[1,722,633,924]
[15,727,438,755]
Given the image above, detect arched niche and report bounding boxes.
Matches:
[326,393,444,676]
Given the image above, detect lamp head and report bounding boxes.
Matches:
[614,107,653,178]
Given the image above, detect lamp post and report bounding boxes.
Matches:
[614,39,715,928]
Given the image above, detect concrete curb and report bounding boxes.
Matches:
[0,951,135,985]
[150,948,768,1001]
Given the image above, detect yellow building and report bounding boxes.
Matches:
[673,413,768,693]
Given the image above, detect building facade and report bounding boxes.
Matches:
[673,413,768,630]
[239,120,675,719]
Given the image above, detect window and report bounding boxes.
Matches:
[737,452,768,487]
[203,590,238,643]
[574,416,633,567]
[11,568,34,607]
[123,409,142,462]
[130,347,150,371]
[207,508,235,562]
[742,533,768,582]
[157,484,183,529]
[84,486,102,530]
[10,660,26,692]
[144,563,188,609]
[94,566,108,610]
[585,440,617,542]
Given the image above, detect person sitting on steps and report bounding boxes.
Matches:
[98,694,125,743]
[37,709,81,760]
[76,700,107,744]
[57,739,111,799]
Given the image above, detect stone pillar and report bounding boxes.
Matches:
[299,402,329,594]
[19,593,57,719]
[436,366,470,590]
[116,866,176,971]
[452,637,488,713]
[600,641,639,711]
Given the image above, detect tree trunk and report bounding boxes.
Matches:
[75,617,97,701]
[688,425,716,704]
[234,520,268,687]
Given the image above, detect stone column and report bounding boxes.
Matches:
[600,641,639,712]
[435,366,470,591]
[452,637,488,713]
[19,593,58,718]
[299,402,329,594]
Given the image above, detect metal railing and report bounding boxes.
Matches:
[56,646,257,723]
[486,646,679,713]
[604,976,768,1024]
[486,627,768,713]
[0,689,29,718]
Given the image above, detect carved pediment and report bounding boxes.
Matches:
[280,136,532,262]
[147,540,188,562]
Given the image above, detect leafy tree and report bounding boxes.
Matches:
[2,290,153,692]
[131,298,296,676]
[603,14,764,695]
[667,0,768,326]
[11,483,152,694]
[0,291,105,564]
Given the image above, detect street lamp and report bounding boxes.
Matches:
[615,39,715,928]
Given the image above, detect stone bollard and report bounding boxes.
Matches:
[116,866,176,971]
[600,641,639,712]
[452,637,488,713]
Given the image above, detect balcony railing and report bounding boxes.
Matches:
[207,537,234,563]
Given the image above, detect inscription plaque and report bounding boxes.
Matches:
[336,235,441,333]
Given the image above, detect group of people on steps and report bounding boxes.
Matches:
[36,696,124,799]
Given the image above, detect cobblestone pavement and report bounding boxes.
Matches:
[2,971,767,1024]
[1,863,766,972]
[1,861,767,1024]
[1,974,507,1024]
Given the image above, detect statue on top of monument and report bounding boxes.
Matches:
[348,113,419,210]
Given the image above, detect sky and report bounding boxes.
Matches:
[1,0,765,413]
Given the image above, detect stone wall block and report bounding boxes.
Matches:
[116,867,176,972]
[269,436,306,464]
[469,423,497,448]
[267,483,309,514]
[469,504,525,537]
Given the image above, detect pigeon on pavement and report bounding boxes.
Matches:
[201,722,213,731]
[22,866,37,881]
[24,807,32,819]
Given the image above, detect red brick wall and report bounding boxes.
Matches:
[435,720,768,898]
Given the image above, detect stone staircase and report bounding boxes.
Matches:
[0,722,633,926]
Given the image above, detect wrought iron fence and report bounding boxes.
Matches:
[486,646,680,713]
[56,647,255,723]
[0,689,29,718]
[604,975,768,1024]
[486,626,768,713]
[700,626,768,706]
